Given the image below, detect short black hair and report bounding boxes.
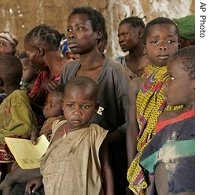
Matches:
[0,53,22,84]
[170,45,195,80]
[143,17,180,45]
[64,76,98,102]
[119,16,145,29]
[69,7,106,37]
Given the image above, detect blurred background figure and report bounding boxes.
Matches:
[0,31,18,56]
[173,15,195,48]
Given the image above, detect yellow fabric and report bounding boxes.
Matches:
[127,65,181,194]
[0,90,37,145]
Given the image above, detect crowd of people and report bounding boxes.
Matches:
[0,6,195,195]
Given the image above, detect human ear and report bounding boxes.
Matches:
[97,29,103,40]
[36,46,44,56]
[139,28,144,38]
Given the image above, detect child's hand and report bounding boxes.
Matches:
[41,80,58,92]
[25,176,42,194]
[21,128,40,145]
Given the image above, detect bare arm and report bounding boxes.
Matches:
[99,138,114,195]
[126,78,142,166]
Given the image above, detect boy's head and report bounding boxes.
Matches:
[67,7,106,54]
[118,16,145,52]
[19,51,39,83]
[43,85,64,119]
[143,17,180,67]
[24,24,62,69]
[63,76,98,128]
[0,54,22,90]
[0,31,18,55]
[165,45,195,106]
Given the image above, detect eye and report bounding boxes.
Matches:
[81,104,91,109]
[170,76,175,80]
[167,40,176,44]
[67,28,73,33]
[66,103,74,108]
[151,40,158,44]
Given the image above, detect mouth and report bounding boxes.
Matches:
[157,55,169,60]
[120,45,127,50]
[68,42,77,48]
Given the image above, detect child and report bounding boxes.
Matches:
[60,6,130,195]
[25,76,114,195]
[116,16,145,79]
[140,46,195,195]
[0,85,64,195]
[126,17,181,195]
[19,51,39,94]
[0,54,37,180]
[39,84,64,141]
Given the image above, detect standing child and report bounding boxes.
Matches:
[140,46,195,195]
[0,54,37,180]
[126,17,181,195]
[25,76,114,195]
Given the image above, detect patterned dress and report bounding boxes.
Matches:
[127,64,181,194]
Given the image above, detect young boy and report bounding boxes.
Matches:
[140,46,195,195]
[126,17,181,195]
[25,76,114,195]
[0,54,37,181]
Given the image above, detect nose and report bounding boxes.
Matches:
[158,42,167,51]
[72,105,81,114]
[67,30,77,40]
[118,35,124,44]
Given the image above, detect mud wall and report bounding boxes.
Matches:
[0,0,195,58]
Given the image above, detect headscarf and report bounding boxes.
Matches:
[0,31,18,46]
[173,15,195,40]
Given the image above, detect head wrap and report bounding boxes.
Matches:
[0,31,18,46]
[173,15,195,40]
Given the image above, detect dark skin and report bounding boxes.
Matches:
[154,57,195,195]
[67,13,123,145]
[26,85,114,195]
[127,23,179,166]
[67,14,104,81]
[126,24,179,195]
[118,22,144,76]
[24,38,68,112]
